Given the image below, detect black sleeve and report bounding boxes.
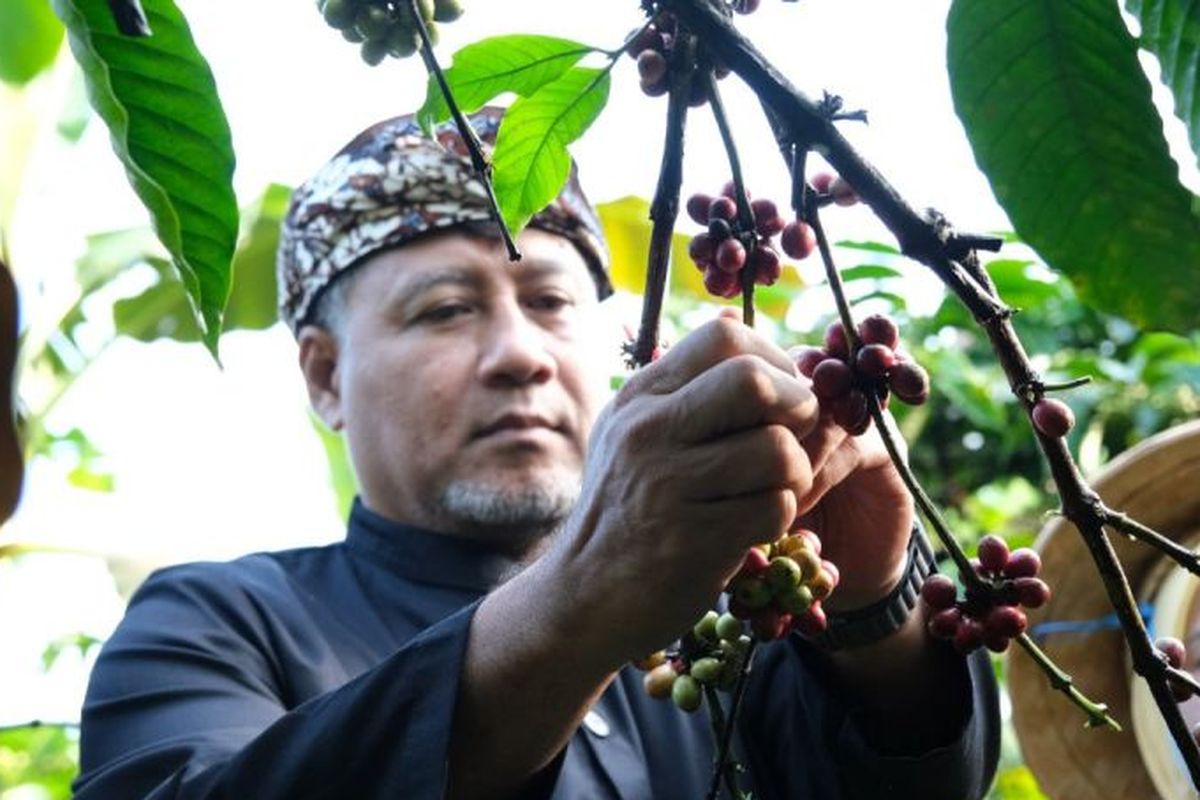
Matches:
[740,639,1001,800]
[72,564,481,800]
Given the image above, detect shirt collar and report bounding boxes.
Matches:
[344,497,524,593]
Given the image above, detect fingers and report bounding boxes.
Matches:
[674,424,813,502]
[618,316,797,402]
[666,354,819,443]
[695,488,798,555]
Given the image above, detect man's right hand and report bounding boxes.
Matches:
[547,315,820,666]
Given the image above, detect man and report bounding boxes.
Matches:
[73,108,999,799]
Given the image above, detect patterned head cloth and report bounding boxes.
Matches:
[277,106,612,335]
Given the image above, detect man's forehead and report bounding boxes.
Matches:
[369,232,595,297]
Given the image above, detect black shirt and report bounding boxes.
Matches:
[74,498,999,799]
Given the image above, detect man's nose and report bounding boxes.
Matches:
[477,303,556,387]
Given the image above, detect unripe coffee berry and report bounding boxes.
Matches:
[644,663,677,698]
[693,610,720,643]
[672,674,702,712]
[766,556,802,593]
[716,612,744,643]
[691,657,723,685]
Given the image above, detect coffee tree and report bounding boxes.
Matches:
[3,0,1199,797]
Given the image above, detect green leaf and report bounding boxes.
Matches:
[112,184,290,342]
[310,412,357,520]
[416,34,598,134]
[492,66,611,236]
[53,0,238,358]
[0,0,65,86]
[1126,0,1200,171]
[947,0,1200,333]
[839,264,903,282]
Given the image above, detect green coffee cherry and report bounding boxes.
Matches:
[321,0,358,30]
[672,674,702,712]
[715,612,743,643]
[766,556,802,594]
[388,25,420,57]
[691,657,723,685]
[416,0,435,22]
[360,37,391,66]
[732,577,771,610]
[433,0,464,22]
[777,584,814,615]
[341,26,365,43]
[355,6,393,40]
[693,610,720,643]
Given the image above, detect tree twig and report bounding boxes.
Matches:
[706,639,758,800]
[406,0,520,261]
[704,73,757,326]
[629,33,697,367]
[1103,507,1200,578]
[663,0,1200,782]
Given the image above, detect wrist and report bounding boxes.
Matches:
[810,522,935,651]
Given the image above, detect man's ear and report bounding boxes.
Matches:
[298,325,345,431]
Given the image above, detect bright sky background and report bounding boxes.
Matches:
[1,0,1195,728]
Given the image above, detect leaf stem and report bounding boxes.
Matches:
[406,0,521,261]
[1102,507,1200,578]
[704,73,756,326]
[1015,633,1120,729]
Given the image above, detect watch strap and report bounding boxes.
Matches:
[811,521,935,651]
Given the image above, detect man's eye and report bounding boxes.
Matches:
[528,293,573,313]
[420,303,472,323]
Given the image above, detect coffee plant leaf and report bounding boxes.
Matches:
[111,184,290,342]
[492,66,610,236]
[948,0,1200,333]
[0,0,64,86]
[416,34,598,135]
[1125,0,1200,171]
[52,0,237,359]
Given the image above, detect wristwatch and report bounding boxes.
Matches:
[811,521,936,651]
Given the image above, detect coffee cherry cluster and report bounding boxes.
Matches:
[725,528,837,640]
[920,535,1052,654]
[686,185,787,299]
[627,8,750,103]
[1031,397,1076,439]
[792,314,930,436]
[317,0,462,65]
[1155,636,1197,703]
[635,611,754,712]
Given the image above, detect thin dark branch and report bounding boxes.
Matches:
[706,640,758,800]
[702,685,745,799]
[107,0,151,36]
[1103,507,1200,578]
[407,0,520,261]
[667,0,1200,782]
[704,73,756,325]
[629,34,697,367]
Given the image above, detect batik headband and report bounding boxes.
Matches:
[277,106,612,335]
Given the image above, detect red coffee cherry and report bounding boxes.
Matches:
[780,220,817,260]
[1032,397,1075,438]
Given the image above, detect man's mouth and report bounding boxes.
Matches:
[474,413,560,439]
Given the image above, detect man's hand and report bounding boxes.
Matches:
[547,316,821,663]
[791,400,915,611]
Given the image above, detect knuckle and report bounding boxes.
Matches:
[728,356,777,407]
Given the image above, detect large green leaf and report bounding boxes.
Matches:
[53,0,238,358]
[492,66,611,236]
[1126,0,1200,170]
[947,0,1200,333]
[112,184,290,342]
[0,0,65,86]
[416,34,598,134]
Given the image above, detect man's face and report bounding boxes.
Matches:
[317,228,606,545]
